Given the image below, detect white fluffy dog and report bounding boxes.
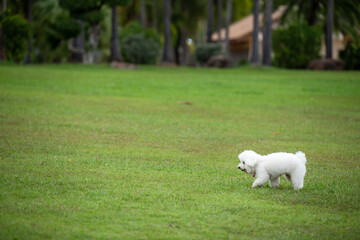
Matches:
[237,150,307,190]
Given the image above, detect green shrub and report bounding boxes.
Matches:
[119,21,161,64]
[2,15,30,63]
[237,59,248,66]
[272,22,322,69]
[119,21,143,40]
[339,42,360,70]
[195,43,222,65]
[121,34,160,64]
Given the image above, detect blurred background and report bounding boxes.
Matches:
[0,0,359,70]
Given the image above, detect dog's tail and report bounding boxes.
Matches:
[296,151,307,165]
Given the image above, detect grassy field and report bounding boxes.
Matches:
[0,64,359,239]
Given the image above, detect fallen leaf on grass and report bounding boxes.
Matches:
[178,101,194,105]
[169,224,180,228]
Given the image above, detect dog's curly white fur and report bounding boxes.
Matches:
[238,150,307,190]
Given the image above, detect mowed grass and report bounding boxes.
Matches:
[0,64,359,239]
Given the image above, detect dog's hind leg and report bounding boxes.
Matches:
[292,178,303,190]
[291,166,306,190]
[269,177,280,188]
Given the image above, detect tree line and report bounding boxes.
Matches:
[0,0,359,68]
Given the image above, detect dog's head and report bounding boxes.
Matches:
[237,150,259,174]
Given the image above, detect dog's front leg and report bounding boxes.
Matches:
[252,175,270,188]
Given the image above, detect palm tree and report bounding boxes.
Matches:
[162,0,173,63]
[224,0,232,55]
[0,0,6,61]
[152,0,158,30]
[217,0,223,44]
[107,0,131,62]
[68,20,85,63]
[171,0,207,65]
[2,0,6,12]
[250,0,260,64]
[278,0,322,26]
[326,0,333,59]
[140,0,146,27]
[278,0,360,51]
[262,0,273,66]
[206,0,214,42]
[26,0,34,64]
[110,6,121,61]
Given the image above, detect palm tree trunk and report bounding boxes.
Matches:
[2,0,6,13]
[162,0,173,63]
[174,25,181,65]
[224,0,232,55]
[110,6,121,62]
[86,24,101,64]
[70,20,85,63]
[250,0,260,64]
[26,0,33,64]
[181,26,188,65]
[217,0,223,44]
[262,0,272,66]
[307,0,320,26]
[206,0,213,43]
[0,0,6,61]
[326,0,333,59]
[140,0,146,27]
[152,0,158,30]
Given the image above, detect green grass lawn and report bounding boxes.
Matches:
[0,64,359,239]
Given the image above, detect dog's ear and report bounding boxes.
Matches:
[246,158,257,167]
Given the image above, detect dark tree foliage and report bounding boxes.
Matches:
[53,16,81,40]
[339,43,360,70]
[59,0,102,14]
[2,14,30,63]
[59,0,104,24]
[105,0,131,7]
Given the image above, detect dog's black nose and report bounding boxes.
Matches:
[238,166,241,169]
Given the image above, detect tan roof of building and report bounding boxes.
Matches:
[212,6,286,42]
